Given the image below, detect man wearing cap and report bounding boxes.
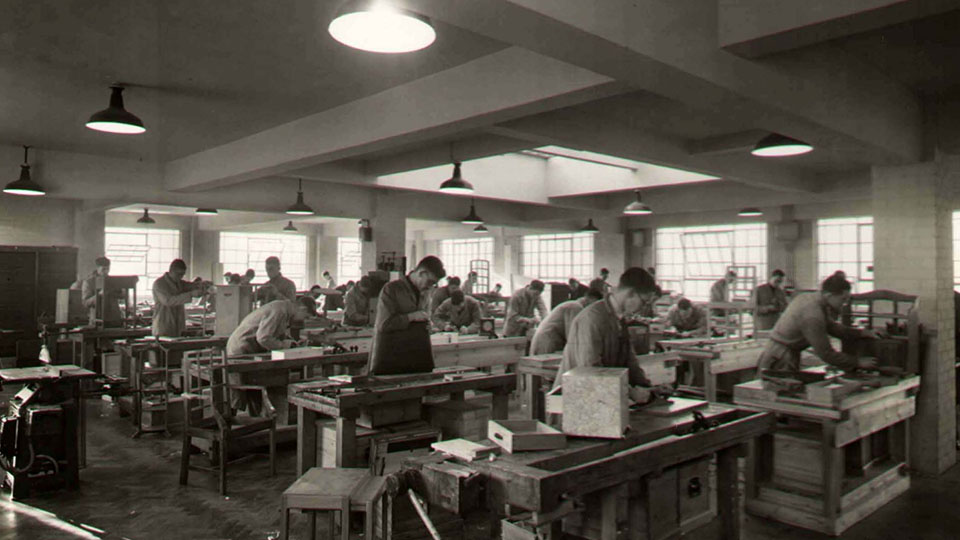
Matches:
[432,290,483,334]
[504,280,548,337]
[368,256,446,375]
[226,296,319,413]
[152,259,210,337]
[255,256,297,304]
[82,256,121,325]
[343,276,374,326]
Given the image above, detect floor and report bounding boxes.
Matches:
[2,398,959,540]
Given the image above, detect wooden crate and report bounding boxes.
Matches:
[772,428,824,493]
[321,422,380,468]
[425,399,489,440]
[358,398,422,428]
[488,419,566,453]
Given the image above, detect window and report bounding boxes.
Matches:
[439,237,494,282]
[104,227,181,301]
[953,212,960,290]
[521,233,594,282]
[337,237,363,285]
[817,217,873,293]
[655,223,767,301]
[220,232,308,290]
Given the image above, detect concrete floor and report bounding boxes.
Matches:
[2,398,959,540]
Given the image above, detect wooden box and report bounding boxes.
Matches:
[213,285,253,337]
[562,367,629,439]
[772,427,824,493]
[55,289,85,325]
[321,422,379,468]
[488,419,566,453]
[421,461,483,515]
[358,398,422,428]
[425,399,489,440]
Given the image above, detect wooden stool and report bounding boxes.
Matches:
[281,467,388,540]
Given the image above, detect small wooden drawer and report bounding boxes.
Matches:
[488,419,566,453]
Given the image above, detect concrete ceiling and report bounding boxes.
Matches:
[3,1,959,223]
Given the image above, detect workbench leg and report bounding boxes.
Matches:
[491,391,509,420]
[822,423,842,524]
[336,416,358,468]
[746,433,773,498]
[297,406,319,476]
[717,446,742,540]
[600,486,619,540]
[703,361,717,402]
[524,374,544,421]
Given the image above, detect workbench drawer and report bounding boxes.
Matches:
[488,419,566,453]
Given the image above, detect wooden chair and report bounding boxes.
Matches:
[281,467,389,540]
[179,349,277,495]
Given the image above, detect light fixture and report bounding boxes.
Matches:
[137,208,155,224]
[283,221,299,232]
[3,146,45,196]
[328,0,436,54]
[86,86,146,134]
[751,133,813,157]
[286,179,315,215]
[623,189,652,215]
[738,207,763,217]
[460,199,484,224]
[473,224,489,234]
[196,208,218,215]
[439,162,474,194]
[579,218,599,234]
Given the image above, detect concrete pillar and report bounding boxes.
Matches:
[872,155,958,475]
[74,207,105,276]
[316,233,338,283]
[361,191,407,273]
[767,205,799,288]
[191,229,220,281]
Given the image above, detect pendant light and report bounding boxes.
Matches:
[3,146,45,196]
[196,208,218,215]
[328,0,436,54]
[623,189,652,215]
[579,218,599,234]
[751,133,813,157]
[283,221,299,232]
[286,179,315,215]
[473,224,489,234]
[439,162,474,194]
[86,86,146,135]
[738,207,763,217]
[137,208,155,224]
[460,199,483,224]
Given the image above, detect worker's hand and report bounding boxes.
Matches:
[651,384,674,399]
[408,310,429,322]
[628,386,653,404]
[458,326,470,335]
[857,357,878,370]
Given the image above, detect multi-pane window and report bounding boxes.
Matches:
[104,227,181,301]
[656,224,767,301]
[337,237,363,285]
[817,217,873,293]
[521,233,594,282]
[220,232,308,290]
[439,238,494,282]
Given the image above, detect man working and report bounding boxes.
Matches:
[226,296,319,413]
[428,276,461,315]
[462,271,479,296]
[554,268,668,403]
[665,298,708,337]
[151,259,209,337]
[753,269,789,331]
[343,276,374,326]
[710,270,737,303]
[567,278,589,301]
[367,256,446,375]
[240,269,256,285]
[82,256,121,325]
[504,280,548,337]
[255,256,296,304]
[588,268,611,294]
[432,290,483,334]
[530,288,603,354]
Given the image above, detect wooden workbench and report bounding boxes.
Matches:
[734,375,920,536]
[659,338,765,401]
[288,370,516,474]
[405,403,775,539]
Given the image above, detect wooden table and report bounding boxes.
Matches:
[406,403,774,539]
[734,375,920,536]
[517,354,562,421]
[288,370,516,474]
[659,338,765,401]
[68,327,153,372]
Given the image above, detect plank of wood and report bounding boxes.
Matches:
[431,439,501,462]
[835,398,915,447]
[637,397,707,417]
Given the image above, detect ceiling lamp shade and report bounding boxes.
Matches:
[579,218,600,235]
[137,208,155,224]
[286,179,315,215]
[3,146,45,196]
[738,207,763,217]
[283,221,299,232]
[460,200,483,224]
[328,1,436,54]
[751,133,813,157]
[196,208,218,215]
[623,190,652,215]
[439,162,474,195]
[473,224,489,234]
[86,86,146,135]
